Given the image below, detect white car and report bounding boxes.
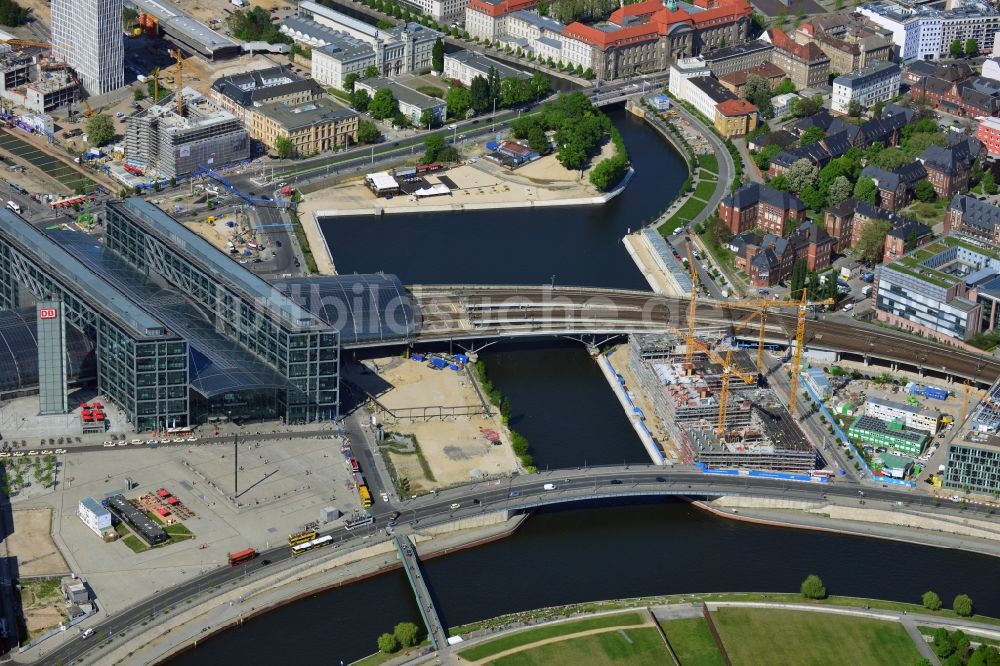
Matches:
[40,450,53,455]
[103,442,115,447]
[12,452,24,457]
[0,452,9,458]
[117,441,128,446]
[55,449,66,454]
[172,438,185,443]
[146,439,158,445]
[381,491,389,502]
[27,450,37,455]
[450,503,461,509]
[186,436,198,442]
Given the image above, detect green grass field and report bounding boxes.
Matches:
[698,153,719,175]
[692,180,717,202]
[670,197,708,223]
[487,627,667,665]
[659,617,725,666]
[712,608,922,666]
[458,613,645,661]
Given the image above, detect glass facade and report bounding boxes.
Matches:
[104,200,340,424]
[36,299,68,415]
[944,444,1000,493]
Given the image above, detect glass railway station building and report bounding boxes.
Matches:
[0,199,417,431]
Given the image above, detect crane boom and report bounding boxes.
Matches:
[169,49,184,115]
[685,244,698,366]
[787,290,810,415]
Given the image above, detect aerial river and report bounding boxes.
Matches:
[169,110,1000,665]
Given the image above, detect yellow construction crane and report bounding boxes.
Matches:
[169,49,184,116]
[786,289,817,416]
[685,244,699,366]
[732,295,836,371]
[670,327,756,437]
[0,38,52,50]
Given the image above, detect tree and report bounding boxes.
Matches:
[537,0,549,15]
[369,88,397,119]
[432,37,444,73]
[557,141,588,170]
[423,134,445,163]
[769,174,789,191]
[357,119,381,144]
[274,135,295,159]
[394,622,420,647]
[790,258,809,298]
[744,74,773,118]
[446,86,471,119]
[800,126,826,146]
[85,114,115,146]
[847,99,863,117]
[800,574,827,599]
[856,218,891,263]
[363,64,381,79]
[982,170,998,195]
[785,158,819,192]
[827,175,853,207]
[922,590,942,611]
[470,75,491,114]
[531,72,551,99]
[133,89,146,102]
[790,95,823,118]
[420,108,438,129]
[344,73,360,92]
[950,39,963,58]
[352,88,370,113]
[933,628,956,659]
[953,594,974,617]
[914,179,936,202]
[226,6,291,44]
[853,176,878,204]
[527,125,549,152]
[872,100,886,118]
[377,633,399,654]
[487,66,501,106]
[774,78,796,96]
[589,155,628,191]
[965,38,978,57]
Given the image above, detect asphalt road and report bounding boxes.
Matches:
[38,465,995,666]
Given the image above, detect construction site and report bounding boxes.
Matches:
[625,332,815,471]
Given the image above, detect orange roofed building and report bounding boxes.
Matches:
[464,0,752,80]
[715,98,758,137]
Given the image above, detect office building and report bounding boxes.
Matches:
[917,135,982,198]
[442,50,529,87]
[125,87,250,179]
[355,78,446,125]
[831,61,900,114]
[251,97,358,156]
[976,116,1000,159]
[51,0,124,95]
[860,0,1000,60]
[764,27,829,89]
[946,193,1000,244]
[78,497,112,536]
[211,67,325,125]
[719,183,805,236]
[848,414,930,457]
[864,397,941,434]
[467,0,752,80]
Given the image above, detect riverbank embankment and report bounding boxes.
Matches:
[55,512,528,666]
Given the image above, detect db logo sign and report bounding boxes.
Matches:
[39,308,57,320]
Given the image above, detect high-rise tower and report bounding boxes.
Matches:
[51,0,124,95]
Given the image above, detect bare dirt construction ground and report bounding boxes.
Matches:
[304,139,618,215]
[346,357,518,489]
[8,509,69,577]
[19,577,65,640]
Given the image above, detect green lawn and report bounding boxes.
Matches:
[671,197,708,223]
[458,613,645,661]
[712,608,922,666]
[121,535,148,553]
[488,627,667,666]
[693,180,717,202]
[659,617,725,666]
[698,153,719,175]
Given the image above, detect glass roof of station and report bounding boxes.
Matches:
[0,308,96,393]
[53,232,295,398]
[0,208,172,339]
[273,274,418,345]
[112,198,325,332]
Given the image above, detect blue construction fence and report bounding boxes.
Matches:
[600,355,665,464]
[695,462,827,483]
[800,375,916,488]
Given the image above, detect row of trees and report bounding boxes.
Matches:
[949,38,980,59]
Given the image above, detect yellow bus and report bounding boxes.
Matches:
[288,529,319,547]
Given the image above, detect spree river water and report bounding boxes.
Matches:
[318,108,682,288]
[168,113,1000,666]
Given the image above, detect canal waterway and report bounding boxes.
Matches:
[170,498,1000,666]
[318,108,684,288]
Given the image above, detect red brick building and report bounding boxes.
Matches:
[718,183,805,236]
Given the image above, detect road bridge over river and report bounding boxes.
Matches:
[353,285,1000,386]
[38,466,997,666]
